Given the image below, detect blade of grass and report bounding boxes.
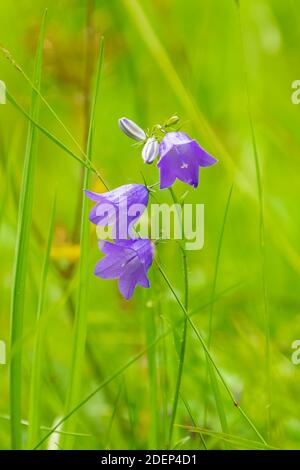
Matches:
[181,396,207,450]
[6,90,108,186]
[144,304,158,449]
[33,283,240,449]
[155,260,267,445]
[236,2,271,440]
[204,186,233,433]
[0,415,91,437]
[0,132,17,229]
[105,381,123,449]
[168,188,229,447]
[167,188,189,448]
[9,11,47,449]
[177,425,277,450]
[168,245,188,448]
[208,185,233,349]
[61,37,104,449]
[0,46,86,155]
[27,193,56,449]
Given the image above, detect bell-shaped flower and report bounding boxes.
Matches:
[157,131,217,189]
[95,238,154,300]
[84,184,149,239]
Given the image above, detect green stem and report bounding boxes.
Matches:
[204,186,233,433]
[9,11,47,449]
[236,2,271,439]
[155,259,267,446]
[27,194,56,448]
[167,188,189,448]
[61,37,104,449]
[168,248,188,448]
[144,306,158,449]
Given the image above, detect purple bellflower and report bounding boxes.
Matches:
[84,184,149,239]
[157,131,217,189]
[95,238,154,300]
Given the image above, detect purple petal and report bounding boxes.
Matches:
[157,157,178,189]
[94,238,154,299]
[85,184,149,238]
[118,258,144,300]
[192,142,218,167]
[89,202,117,225]
[157,131,217,189]
[132,239,154,271]
[95,241,135,279]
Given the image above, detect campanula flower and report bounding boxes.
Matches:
[95,238,154,300]
[142,137,159,164]
[157,132,217,189]
[118,117,146,142]
[84,184,149,239]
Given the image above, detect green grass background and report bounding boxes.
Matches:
[0,0,300,450]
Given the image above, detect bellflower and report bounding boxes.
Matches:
[118,117,146,142]
[95,238,154,300]
[84,184,149,239]
[157,131,217,189]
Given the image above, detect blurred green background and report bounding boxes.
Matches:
[1,0,300,450]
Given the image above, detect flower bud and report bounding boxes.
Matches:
[118,117,146,141]
[142,137,159,164]
[0,81,6,104]
[164,115,180,127]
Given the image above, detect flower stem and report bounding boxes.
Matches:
[156,259,267,445]
[168,188,189,448]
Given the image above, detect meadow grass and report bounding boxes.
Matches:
[9,11,47,449]
[62,37,104,450]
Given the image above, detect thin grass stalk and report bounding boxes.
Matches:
[167,188,189,448]
[236,2,271,439]
[155,260,267,445]
[6,90,108,187]
[9,11,47,449]
[144,305,158,449]
[181,396,207,450]
[27,194,56,448]
[177,425,277,451]
[0,137,15,229]
[168,247,188,448]
[203,187,233,433]
[61,37,104,449]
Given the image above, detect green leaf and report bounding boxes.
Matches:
[61,37,104,450]
[9,10,47,450]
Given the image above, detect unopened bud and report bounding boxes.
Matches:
[142,137,159,164]
[118,117,146,141]
[164,115,180,127]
